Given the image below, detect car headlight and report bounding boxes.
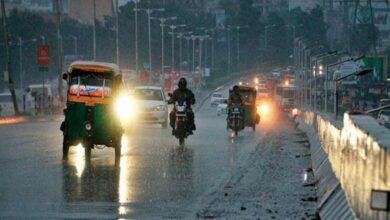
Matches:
[154,105,166,112]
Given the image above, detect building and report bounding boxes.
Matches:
[65,0,114,24]
[2,0,53,15]
[252,0,288,17]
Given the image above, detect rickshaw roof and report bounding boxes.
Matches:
[68,61,121,76]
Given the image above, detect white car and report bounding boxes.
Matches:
[217,99,228,116]
[133,86,169,127]
[210,92,224,106]
[377,110,390,125]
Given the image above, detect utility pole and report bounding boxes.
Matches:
[227,25,231,73]
[140,8,165,73]
[115,0,119,65]
[151,16,176,84]
[93,0,96,60]
[192,35,196,72]
[18,37,23,90]
[169,24,186,70]
[1,0,19,114]
[133,0,140,75]
[184,35,191,72]
[56,0,63,102]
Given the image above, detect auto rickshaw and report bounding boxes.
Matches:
[229,85,260,131]
[60,61,124,160]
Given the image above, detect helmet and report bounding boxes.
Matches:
[233,85,239,92]
[178,77,187,90]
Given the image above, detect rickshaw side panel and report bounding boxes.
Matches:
[64,102,88,142]
[93,104,121,145]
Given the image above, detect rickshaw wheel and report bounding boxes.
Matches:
[114,136,122,159]
[62,135,70,160]
[84,142,92,160]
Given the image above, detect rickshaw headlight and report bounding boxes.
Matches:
[115,94,135,123]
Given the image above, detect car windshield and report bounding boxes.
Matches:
[134,89,163,101]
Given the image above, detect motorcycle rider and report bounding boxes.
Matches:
[168,77,196,135]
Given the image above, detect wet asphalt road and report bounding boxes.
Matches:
[0,89,288,219]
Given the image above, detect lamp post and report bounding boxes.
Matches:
[92,0,96,60]
[334,68,373,120]
[169,24,186,70]
[325,57,353,113]
[184,35,191,72]
[151,16,176,84]
[132,0,140,75]
[139,8,165,73]
[311,50,338,111]
[115,0,119,65]
[191,35,197,72]
[177,31,192,73]
[227,25,231,73]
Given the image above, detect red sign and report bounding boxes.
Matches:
[37,45,50,65]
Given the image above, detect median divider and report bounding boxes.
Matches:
[296,110,390,220]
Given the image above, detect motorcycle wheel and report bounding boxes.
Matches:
[179,137,185,147]
[252,124,256,131]
[84,141,92,160]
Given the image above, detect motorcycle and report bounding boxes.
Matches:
[228,104,243,136]
[171,99,190,147]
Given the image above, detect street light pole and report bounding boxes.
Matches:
[333,68,373,120]
[93,0,96,60]
[151,16,176,84]
[115,0,119,65]
[169,24,186,71]
[192,35,196,72]
[133,0,140,75]
[227,25,231,73]
[18,37,23,90]
[236,25,248,71]
[1,0,19,114]
[140,8,165,73]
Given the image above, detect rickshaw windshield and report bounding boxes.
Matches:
[239,89,255,102]
[69,70,113,97]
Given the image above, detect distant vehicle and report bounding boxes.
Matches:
[274,84,296,110]
[256,87,270,98]
[210,92,225,106]
[133,86,169,127]
[377,110,390,125]
[26,84,57,108]
[217,98,228,116]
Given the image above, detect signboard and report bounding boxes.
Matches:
[37,45,50,65]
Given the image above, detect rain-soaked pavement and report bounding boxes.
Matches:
[0,88,315,219]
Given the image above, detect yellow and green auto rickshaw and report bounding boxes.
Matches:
[60,61,126,160]
[234,85,260,131]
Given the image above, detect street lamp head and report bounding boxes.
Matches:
[356,68,373,76]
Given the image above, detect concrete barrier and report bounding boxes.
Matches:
[298,110,390,220]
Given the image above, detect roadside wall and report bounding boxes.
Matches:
[298,111,390,220]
